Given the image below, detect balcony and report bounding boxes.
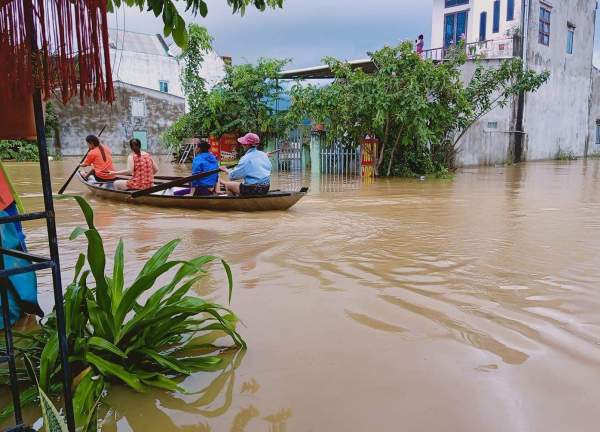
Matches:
[423,36,518,62]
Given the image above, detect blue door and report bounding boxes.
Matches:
[444,10,468,47]
[133,130,148,151]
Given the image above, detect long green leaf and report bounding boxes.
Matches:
[84,229,111,314]
[114,261,182,335]
[139,348,191,374]
[88,336,127,359]
[112,239,125,311]
[73,368,105,432]
[0,386,37,422]
[59,195,96,229]
[136,239,180,281]
[141,374,185,393]
[85,352,144,392]
[39,386,69,432]
[40,333,59,392]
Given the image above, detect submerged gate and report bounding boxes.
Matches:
[320,143,361,176]
[276,126,310,171]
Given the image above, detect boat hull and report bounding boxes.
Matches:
[77,174,307,212]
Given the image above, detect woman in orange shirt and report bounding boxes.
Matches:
[79,134,115,181]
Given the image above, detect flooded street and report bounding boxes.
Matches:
[3,157,600,431]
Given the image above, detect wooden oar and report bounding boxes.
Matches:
[131,168,225,198]
[57,125,106,194]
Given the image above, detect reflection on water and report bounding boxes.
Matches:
[2,158,600,431]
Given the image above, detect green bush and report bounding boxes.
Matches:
[0,140,39,161]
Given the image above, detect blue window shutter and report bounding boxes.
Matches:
[479,12,487,41]
[507,0,515,21]
[493,1,500,33]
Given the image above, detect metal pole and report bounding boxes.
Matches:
[32,89,77,432]
[23,0,75,428]
[1,285,23,426]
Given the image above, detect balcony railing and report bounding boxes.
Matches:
[423,36,517,62]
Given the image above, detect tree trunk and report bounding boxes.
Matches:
[386,130,403,177]
[375,116,391,175]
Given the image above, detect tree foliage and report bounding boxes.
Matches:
[164,49,289,148]
[108,0,284,48]
[287,42,549,176]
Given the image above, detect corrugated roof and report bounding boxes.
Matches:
[279,58,376,80]
[109,29,168,57]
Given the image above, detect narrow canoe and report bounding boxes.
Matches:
[76,174,308,212]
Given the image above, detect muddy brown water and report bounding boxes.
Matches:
[2,157,600,431]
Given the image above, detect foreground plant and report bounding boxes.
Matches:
[1,196,245,429]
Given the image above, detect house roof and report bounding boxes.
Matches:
[109,29,169,57]
[279,58,376,80]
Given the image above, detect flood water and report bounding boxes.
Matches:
[3,157,600,431]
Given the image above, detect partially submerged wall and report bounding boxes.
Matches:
[455,59,516,167]
[522,0,596,160]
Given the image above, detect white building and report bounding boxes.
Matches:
[431,0,599,165]
[431,0,522,49]
[108,29,227,98]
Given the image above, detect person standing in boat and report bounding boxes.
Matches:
[79,135,116,182]
[190,139,219,196]
[109,138,158,191]
[220,132,271,196]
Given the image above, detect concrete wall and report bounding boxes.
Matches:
[53,82,185,156]
[455,59,516,166]
[522,0,597,160]
[431,0,522,48]
[588,67,600,155]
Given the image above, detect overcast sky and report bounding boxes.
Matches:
[110,0,600,69]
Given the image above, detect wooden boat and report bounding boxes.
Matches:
[76,174,308,212]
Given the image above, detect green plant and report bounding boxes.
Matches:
[555,148,578,161]
[1,196,244,428]
[0,140,39,161]
[287,42,549,177]
[164,51,290,151]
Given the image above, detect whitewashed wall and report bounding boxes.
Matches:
[110,45,226,98]
[431,0,523,48]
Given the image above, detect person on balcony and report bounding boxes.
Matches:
[416,34,424,56]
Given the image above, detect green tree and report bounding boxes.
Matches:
[164,56,289,150]
[109,0,284,48]
[287,42,549,176]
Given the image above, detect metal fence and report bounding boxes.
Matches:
[423,37,516,62]
[276,126,310,171]
[321,143,361,176]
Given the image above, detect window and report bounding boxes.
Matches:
[159,80,169,93]
[130,97,146,118]
[507,0,515,21]
[566,25,575,54]
[539,7,551,46]
[445,0,469,7]
[487,121,498,129]
[596,121,600,146]
[479,12,487,42]
[444,10,468,47]
[493,0,500,33]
